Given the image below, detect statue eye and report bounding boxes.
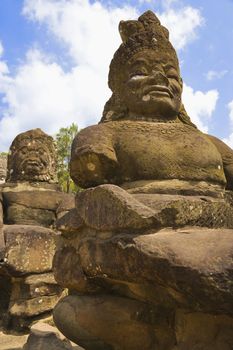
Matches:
[168,74,179,80]
[166,68,179,80]
[129,70,147,79]
[38,148,45,155]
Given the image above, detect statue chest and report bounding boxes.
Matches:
[112,121,225,184]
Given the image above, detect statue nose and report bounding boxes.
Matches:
[147,71,169,86]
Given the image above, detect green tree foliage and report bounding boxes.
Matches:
[55,123,78,193]
[0,152,8,157]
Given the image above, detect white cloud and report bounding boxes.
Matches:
[223,101,233,147]
[0,40,8,76]
[0,61,9,76]
[182,83,219,132]
[23,0,138,69]
[0,48,112,151]
[138,0,153,3]
[206,70,228,81]
[0,1,138,151]
[0,0,205,151]
[0,41,3,58]
[159,6,204,50]
[228,101,233,120]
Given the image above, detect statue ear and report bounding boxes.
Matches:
[100,93,128,123]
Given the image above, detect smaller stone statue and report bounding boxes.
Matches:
[0,128,74,332]
[6,128,57,183]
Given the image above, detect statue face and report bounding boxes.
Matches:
[16,139,51,177]
[121,49,182,119]
[8,133,56,183]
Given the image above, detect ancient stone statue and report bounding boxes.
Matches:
[53,11,233,350]
[6,128,57,183]
[2,128,69,227]
[0,128,74,331]
[70,11,233,193]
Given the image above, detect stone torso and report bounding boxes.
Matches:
[72,120,226,188]
[112,120,225,184]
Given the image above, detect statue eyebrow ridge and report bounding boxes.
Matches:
[130,58,150,67]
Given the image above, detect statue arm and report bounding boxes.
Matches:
[70,125,119,188]
[206,134,233,190]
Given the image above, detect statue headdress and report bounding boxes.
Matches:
[109,10,179,91]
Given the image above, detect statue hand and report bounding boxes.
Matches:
[70,148,119,188]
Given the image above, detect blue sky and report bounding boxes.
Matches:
[0,0,233,150]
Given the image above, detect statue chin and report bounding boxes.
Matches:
[125,95,181,120]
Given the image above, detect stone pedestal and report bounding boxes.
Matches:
[1,182,73,227]
[0,225,64,331]
[53,185,233,349]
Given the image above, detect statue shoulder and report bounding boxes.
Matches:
[205,134,233,190]
[205,134,233,165]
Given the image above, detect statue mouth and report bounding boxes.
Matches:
[23,159,43,170]
[143,85,173,98]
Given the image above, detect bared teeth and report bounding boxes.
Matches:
[143,85,173,97]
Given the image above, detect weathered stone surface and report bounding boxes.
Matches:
[0,129,70,332]
[71,121,226,190]
[54,297,233,350]
[0,194,4,254]
[55,227,233,315]
[122,178,224,197]
[0,275,11,327]
[207,134,233,190]
[15,273,61,300]
[14,322,85,350]
[0,226,61,330]
[174,309,233,350]
[54,227,233,349]
[56,208,84,235]
[24,322,85,349]
[69,11,233,191]
[6,128,57,183]
[53,246,102,293]
[2,187,68,210]
[54,294,175,350]
[53,9,233,350]
[2,225,57,275]
[27,321,83,350]
[72,185,233,233]
[9,294,62,319]
[8,273,63,317]
[5,204,55,227]
[1,183,73,226]
[23,330,73,350]
[75,184,157,231]
[0,154,7,184]
[56,195,76,220]
[133,193,233,228]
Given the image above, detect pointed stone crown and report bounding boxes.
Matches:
[108,10,179,91]
[119,10,169,44]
